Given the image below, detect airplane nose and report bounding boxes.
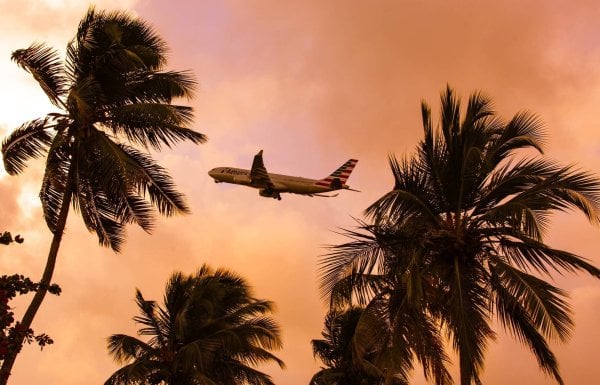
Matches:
[208,168,221,182]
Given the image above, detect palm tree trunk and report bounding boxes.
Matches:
[0,182,73,384]
[459,356,471,385]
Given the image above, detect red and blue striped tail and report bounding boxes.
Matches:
[315,159,358,188]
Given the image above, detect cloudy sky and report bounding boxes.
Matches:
[1,0,599,384]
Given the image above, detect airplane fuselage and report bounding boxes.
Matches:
[208,167,347,194]
[208,151,357,200]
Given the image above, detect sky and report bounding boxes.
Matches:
[1,0,599,384]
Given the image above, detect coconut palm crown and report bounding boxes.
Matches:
[310,306,440,385]
[3,7,205,250]
[320,87,600,385]
[106,265,285,385]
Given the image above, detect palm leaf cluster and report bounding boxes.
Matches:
[311,306,424,385]
[2,7,206,251]
[320,87,600,385]
[106,265,285,385]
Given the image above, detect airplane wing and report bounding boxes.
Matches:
[250,150,275,189]
[296,192,340,198]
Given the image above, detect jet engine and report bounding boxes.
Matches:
[330,177,342,189]
[259,189,281,200]
[232,175,251,184]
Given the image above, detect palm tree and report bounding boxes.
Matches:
[106,265,285,385]
[0,8,205,382]
[321,229,452,385]
[311,307,378,385]
[320,87,600,385]
[311,306,440,385]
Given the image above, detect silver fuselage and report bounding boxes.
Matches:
[208,167,345,194]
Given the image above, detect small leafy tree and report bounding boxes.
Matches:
[0,233,60,383]
[0,233,22,246]
[0,276,60,359]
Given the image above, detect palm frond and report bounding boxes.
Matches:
[64,8,98,81]
[102,9,167,69]
[232,344,286,368]
[497,232,600,277]
[133,290,168,346]
[462,91,494,127]
[72,168,126,251]
[309,367,343,385]
[114,145,190,216]
[487,111,545,166]
[230,317,284,350]
[491,263,564,384]
[124,70,196,102]
[216,359,278,385]
[76,7,101,51]
[480,201,548,241]
[545,166,600,224]
[104,360,165,385]
[490,259,573,341]
[441,260,493,385]
[360,300,413,379]
[72,8,167,79]
[2,117,57,175]
[371,288,452,385]
[39,131,72,232]
[65,75,105,119]
[419,101,449,211]
[501,163,600,223]
[477,160,600,245]
[319,227,386,303]
[11,43,68,107]
[89,131,156,231]
[440,86,461,142]
[475,158,561,228]
[107,334,156,363]
[366,156,439,224]
[105,103,204,149]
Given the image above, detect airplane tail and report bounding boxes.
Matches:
[315,159,358,189]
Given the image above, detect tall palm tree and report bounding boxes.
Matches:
[106,265,285,385]
[0,8,205,382]
[320,87,600,385]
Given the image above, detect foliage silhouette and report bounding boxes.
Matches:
[320,87,600,385]
[0,234,59,383]
[0,233,22,246]
[310,306,444,385]
[0,7,205,382]
[106,265,284,385]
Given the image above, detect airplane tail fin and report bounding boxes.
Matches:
[315,159,358,189]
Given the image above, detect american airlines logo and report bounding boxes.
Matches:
[223,168,247,175]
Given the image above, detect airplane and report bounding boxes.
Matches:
[208,150,358,200]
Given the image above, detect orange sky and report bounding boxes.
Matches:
[1,1,599,384]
